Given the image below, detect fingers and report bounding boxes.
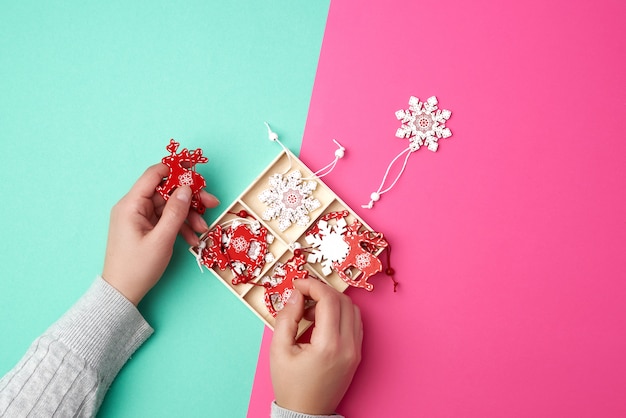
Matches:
[181,191,219,245]
[150,186,192,247]
[187,210,209,234]
[137,164,219,209]
[180,222,200,247]
[272,289,305,353]
[294,279,343,342]
[132,164,219,246]
[352,305,363,350]
[129,164,169,199]
[294,279,363,349]
[200,190,220,209]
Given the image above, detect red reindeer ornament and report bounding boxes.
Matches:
[333,220,388,291]
[197,217,274,285]
[262,252,311,317]
[157,139,208,214]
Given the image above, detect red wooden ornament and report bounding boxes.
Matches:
[263,252,310,317]
[333,219,388,291]
[198,220,272,285]
[157,139,208,214]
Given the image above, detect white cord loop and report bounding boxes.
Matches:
[195,240,206,272]
[306,139,345,180]
[264,122,346,180]
[264,122,292,174]
[362,146,412,209]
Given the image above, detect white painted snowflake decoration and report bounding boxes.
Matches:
[362,95,454,208]
[395,96,452,152]
[259,170,321,231]
[305,216,350,275]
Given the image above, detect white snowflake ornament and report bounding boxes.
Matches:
[395,95,452,152]
[305,216,349,276]
[259,170,321,231]
[362,95,454,208]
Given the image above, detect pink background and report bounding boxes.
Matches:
[250,1,626,417]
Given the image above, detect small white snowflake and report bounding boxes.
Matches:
[355,253,371,270]
[305,217,349,275]
[395,96,452,152]
[259,170,321,231]
[262,264,286,287]
[178,171,194,185]
[230,236,248,253]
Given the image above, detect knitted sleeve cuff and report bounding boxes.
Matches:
[271,401,344,418]
[45,276,154,387]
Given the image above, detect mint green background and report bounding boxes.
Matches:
[0,2,329,416]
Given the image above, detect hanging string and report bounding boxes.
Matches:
[195,240,206,273]
[220,219,258,234]
[264,122,345,180]
[304,139,345,180]
[362,146,412,209]
[384,242,398,292]
[264,122,292,174]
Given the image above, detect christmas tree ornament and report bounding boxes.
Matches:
[305,211,391,291]
[157,139,209,213]
[363,96,452,209]
[261,250,312,317]
[193,211,275,285]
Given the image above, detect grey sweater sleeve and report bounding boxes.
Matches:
[0,277,153,417]
[0,278,343,417]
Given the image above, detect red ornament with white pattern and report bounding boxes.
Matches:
[157,139,208,213]
[197,212,274,285]
[262,251,311,317]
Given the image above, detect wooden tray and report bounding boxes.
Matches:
[190,149,384,337]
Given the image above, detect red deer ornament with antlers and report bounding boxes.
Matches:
[157,139,208,214]
[263,252,311,317]
[197,220,272,285]
[332,219,388,291]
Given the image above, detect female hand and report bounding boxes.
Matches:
[270,279,363,415]
[102,164,219,305]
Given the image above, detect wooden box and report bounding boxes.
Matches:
[190,149,384,337]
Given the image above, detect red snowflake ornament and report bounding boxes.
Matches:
[262,252,311,317]
[157,139,208,214]
[197,218,273,285]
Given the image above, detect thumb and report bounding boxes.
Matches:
[272,288,304,350]
[152,186,192,245]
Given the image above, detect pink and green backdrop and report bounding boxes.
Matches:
[1,1,624,417]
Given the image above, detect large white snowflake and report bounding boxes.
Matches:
[395,96,452,152]
[259,170,321,231]
[305,217,350,275]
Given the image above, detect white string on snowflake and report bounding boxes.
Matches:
[260,123,346,231]
[263,122,345,179]
[363,96,452,209]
